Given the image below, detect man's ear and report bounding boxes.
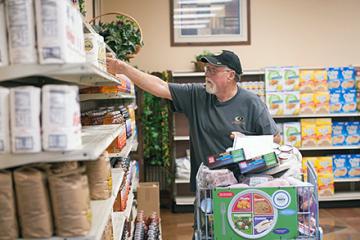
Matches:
[228,70,236,82]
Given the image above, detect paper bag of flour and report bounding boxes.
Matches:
[0,87,10,153]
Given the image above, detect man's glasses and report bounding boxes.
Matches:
[204,66,232,76]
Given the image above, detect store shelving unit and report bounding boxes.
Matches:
[80,92,135,101]
[319,192,360,202]
[273,112,360,119]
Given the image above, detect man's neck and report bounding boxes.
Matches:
[216,84,238,102]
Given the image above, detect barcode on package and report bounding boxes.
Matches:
[15,136,33,150]
[43,47,60,59]
[48,134,67,148]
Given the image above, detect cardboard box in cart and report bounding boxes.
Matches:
[137,182,160,217]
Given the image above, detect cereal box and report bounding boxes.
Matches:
[348,154,360,178]
[357,91,360,112]
[345,121,359,146]
[356,67,360,90]
[315,118,332,147]
[329,90,342,113]
[318,173,334,196]
[332,121,346,146]
[266,92,284,116]
[301,119,317,147]
[283,67,300,91]
[341,67,356,90]
[299,69,315,93]
[333,155,348,179]
[313,69,328,92]
[342,89,357,113]
[300,93,315,114]
[315,157,333,174]
[283,122,301,147]
[314,92,330,114]
[265,68,284,92]
[284,91,300,115]
[327,67,342,90]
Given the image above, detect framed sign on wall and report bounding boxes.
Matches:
[170,0,250,46]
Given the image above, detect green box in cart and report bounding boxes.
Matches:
[212,187,298,240]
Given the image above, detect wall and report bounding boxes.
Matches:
[101,0,360,72]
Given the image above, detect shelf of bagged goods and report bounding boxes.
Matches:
[0,124,123,169]
[109,134,137,158]
[272,112,360,119]
[319,192,360,202]
[80,92,135,101]
[172,69,265,77]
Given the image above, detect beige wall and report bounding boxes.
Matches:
[101,0,360,72]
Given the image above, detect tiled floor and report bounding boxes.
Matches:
[161,208,360,240]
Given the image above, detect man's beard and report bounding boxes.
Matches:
[205,79,217,94]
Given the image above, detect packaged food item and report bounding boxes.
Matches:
[0,1,9,66]
[315,118,332,147]
[0,87,10,153]
[318,173,334,196]
[42,85,82,151]
[347,154,360,178]
[299,69,315,93]
[284,91,300,115]
[283,122,301,147]
[341,67,356,90]
[300,93,315,114]
[14,167,53,238]
[10,86,41,153]
[98,35,107,71]
[6,0,38,64]
[48,167,91,237]
[301,119,317,147]
[356,67,360,90]
[283,67,300,91]
[357,91,360,112]
[327,67,342,90]
[302,157,317,174]
[329,90,342,113]
[314,92,330,114]
[342,89,357,113]
[35,0,85,63]
[265,68,283,92]
[332,121,346,146]
[266,92,284,115]
[345,121,359,146]
[276,123,284,145]
[315,157,333,174]
[84,33,100,67]
[313,69,328,92]
[0,170,18,239]
[333,155,348,179]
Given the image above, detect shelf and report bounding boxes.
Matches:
[174,136,190,141]
[334,178,360,183]
[172,69,265,77]
[175,178,190,184]
[80,92,135,101]
[273,112,360,119]
[112,212,126,240]
[175,196,195,205]
[319,192,360,201]
[0,125,123,169]
[109,134,137,158]
[299,145,360,151]
[260,162,291,175]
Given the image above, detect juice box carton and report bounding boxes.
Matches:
[318,173,334,196]
[327,67,342,90]
[265,68,284,92]
[342,89,357,113]
[315,118,332,147]
[332,121,346,146]
[345,121,359,146]
[283,67,300,91]
[283,122,301,147]
[284,91,300,115]
[341,67,356,90]
[299,69,315,93]
[313,69,328,92]
[301,119,317,147]
[329,90,343,113]
[315,157,333,174]
[348,154,360,178]
[300,93,315,114]
[266,92,284,116]
[314,91,330,114]
[333,155,348,179]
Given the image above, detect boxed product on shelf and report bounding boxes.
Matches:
[301,119,317,147]
[314,91,330,114]
[0,170,18,239]
[276,123,284,145]
[313,69,328,92]
[315,118,332,147]
[345,121,359,146]
[10,86,41,153]
[98,36,107,71]
[342,89,357,113]
[347,154,360,178]
[318,172,334,196]
[42,85,82,151]
[14,167,53,238]
[0,87,10,153]
[283,67,300,91]
[283,122,301,147]
[332,121,346,146]
[329,90,342,113]
[137,182,160,217]
[327,67,342,90]
[265,68,283,92]
[341,67,356,90]
[266,92,284,115]
[35,0,86,64]
[356,67,360,90]
[6,0,38,64]
[107,125,127,153]
[333,154,348,179]
[299,69,315,92]
[300,93,315,114]
[0,1,9,66]
[84,33,107,71]
[284,91,300,115]
[315,157,333,174]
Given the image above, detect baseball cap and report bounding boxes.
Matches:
[200,50,243,75]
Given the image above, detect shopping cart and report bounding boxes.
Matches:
[194,161,323,240]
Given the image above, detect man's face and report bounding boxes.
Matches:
[204,64,233,94]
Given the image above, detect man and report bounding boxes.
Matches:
[107,50,279,192]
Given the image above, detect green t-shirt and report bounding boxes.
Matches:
[169,83,278,191]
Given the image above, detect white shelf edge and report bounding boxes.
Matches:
[319,192,360,201]
[80,92,135,101]
[109,135,137,158]
[0,124,123,169]
[175,196,195,205]
[175,178,190,184]
[334,178,360,183]
[299,145,360,151]
[273,112,360,119]
[174,136,190,141]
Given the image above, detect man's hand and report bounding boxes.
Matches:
[106,55,126,75]
[230,131,244,139]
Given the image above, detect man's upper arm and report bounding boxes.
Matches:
[168,83,195,114]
